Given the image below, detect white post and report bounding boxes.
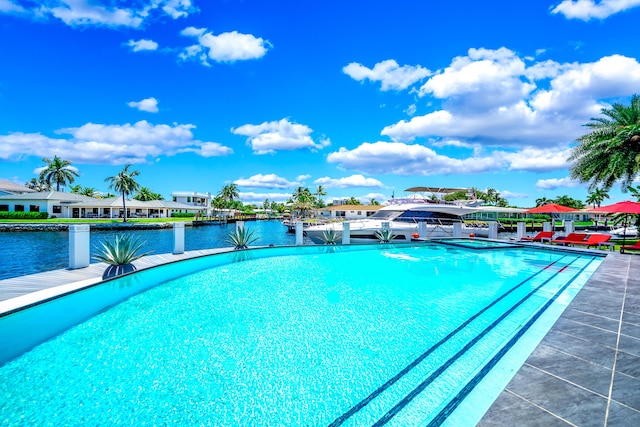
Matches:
[173,222,185,254]
[564,220,575,234]
[453,222,462,237]
[236,220,244,230]
[418,222,427,239]
[517,222,527,240]
[295,221,304,245]
[488,222,499,239]
[543,222,552,232]
[342,222,351,245]
[69,224,90,269]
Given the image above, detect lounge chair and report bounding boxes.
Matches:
[620,241,640,254]
[550,233,588,246]
[570,233,612,250]
[519,231,554,242]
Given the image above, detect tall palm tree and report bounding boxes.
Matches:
[25,177,52,192]
[585,187,609,208]
[569,94,640,191]
[105,164,141,222]
[535,197,552,207]
[39,155,79,191]
[134,187,163,201]
[315,185,327,207]
[370,198,380,206]
[218,184,240,208]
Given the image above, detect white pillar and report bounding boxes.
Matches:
[69,224,90,269]
[236,220,244,230]
[295,221,304,245]
[453,222,462,237]
[543,222,552,232]
[342,222,351,245]
[488,222,499,239]
[564,220,575,234]
[517,222,527,240]
[418,222,427,239]
[173,222,185,254]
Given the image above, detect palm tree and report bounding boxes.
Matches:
[25,177,52,192]
[80,187,97,197]
[39,156,79,191]
[134,187,163,201]
[315,185,327,207]
[370,198,380,205]
[569,94,640,191]
[218,184,240,208]
[485,188,500,206]
[105,164,141,222]
[345,196,360,205]
[585,187,609,208]
[535,197,552,207]
[69,184,82,194]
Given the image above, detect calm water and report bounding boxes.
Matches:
[0,220,304,280]
[0,244,601,425]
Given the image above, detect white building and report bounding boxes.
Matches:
[171,191,212,217]
[318,204,383,220]
[0,191,201,219]
[0,179,36,196]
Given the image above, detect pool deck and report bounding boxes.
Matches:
[1,246,639,425]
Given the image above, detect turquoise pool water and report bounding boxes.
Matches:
[0,244,602,426]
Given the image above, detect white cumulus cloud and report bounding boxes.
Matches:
[180,26,271,65]
[551,0,640,21]
[313,174,385,189]
[239,191,291,203]
[232,118,330,154]
[127,39,159,52]
[234,174,301,189]
[127,97,159,113]
[343,59,431,91]
[0,120,232,165]
[535,177,583,190]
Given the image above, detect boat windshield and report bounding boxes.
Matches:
[368,210,404,220]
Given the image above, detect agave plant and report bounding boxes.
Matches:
[321,229,341,244]
[93,234,150,279]
[225,226,259,250]
[375,228,396,243]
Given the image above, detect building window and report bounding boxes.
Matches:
[53,205,62,214]
[336,211,345,217]
[357,211,362,216]
[14,205,24,212]
[29,205,40,212]
[0,205,8,212]
[173,197,177,202]
[187,196,191,203]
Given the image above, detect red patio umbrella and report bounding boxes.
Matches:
[586,201,640,245]
[524,204,578,231]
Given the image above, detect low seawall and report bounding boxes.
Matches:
[0,222,193,232]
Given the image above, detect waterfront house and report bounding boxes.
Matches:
[0,191,202,219]
[171,191,212,217]
[0,179,36,196]
[318,204,383,220]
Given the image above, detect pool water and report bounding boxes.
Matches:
[0,244,602,426]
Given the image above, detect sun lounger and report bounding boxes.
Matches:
[550,233,588,246]
[570,233,613,250]
[519,231,554,242]
[620,241,640,254]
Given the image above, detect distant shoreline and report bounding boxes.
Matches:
[0,222,190,232]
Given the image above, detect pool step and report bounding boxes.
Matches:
[329,255,598,427]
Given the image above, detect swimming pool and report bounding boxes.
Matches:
[0,243,603,426]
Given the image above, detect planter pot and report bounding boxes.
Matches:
[102,263,137,280]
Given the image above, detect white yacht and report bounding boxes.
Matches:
[304,201,488,244]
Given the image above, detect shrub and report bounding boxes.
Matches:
[170,212,196,218]
[0,211,49,219]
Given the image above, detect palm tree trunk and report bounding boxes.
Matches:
[122,191,127,222]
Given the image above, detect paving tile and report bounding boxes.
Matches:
[605,401,640,427]
[611,372,640,411]
[622,310,640,326]
[541,331,616,368]
[561,308,621,332]
[505,364,608,427]
[614,351,640,379]
[618,334,640,358]
[478,390,572,427]
[621,320,640,340]
[552,318,620,347]
[525,344,612,396]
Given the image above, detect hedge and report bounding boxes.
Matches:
[0,211,49,219]
[170,212,196,218]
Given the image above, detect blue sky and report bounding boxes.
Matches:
[1,0,640,207]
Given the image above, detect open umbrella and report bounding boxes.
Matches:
[586,201,640,246]
[524,204,578,231]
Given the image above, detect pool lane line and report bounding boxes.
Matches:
[327,254,571,427]
[426,255,598,426]
[371,255,597,427]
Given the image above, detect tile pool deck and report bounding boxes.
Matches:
[0,247,638,425]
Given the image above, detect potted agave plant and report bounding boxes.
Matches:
[321,229,340,245]
[225,226,259,250]
[375,228,396,243]
[93,234,150,280]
